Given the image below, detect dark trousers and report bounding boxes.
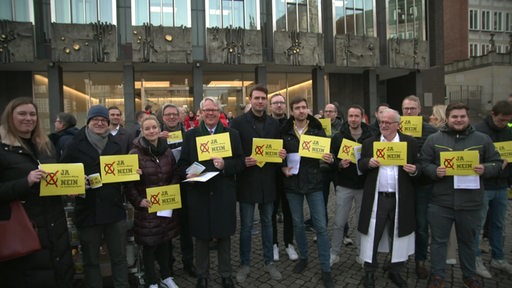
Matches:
[364,193,403,273]
[195,237,232,279]
[143,241,171,285]
[272,177,294,246]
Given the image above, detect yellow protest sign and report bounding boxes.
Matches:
[399,116,423,137]
[373,142,408,166]
[196,132,232,161]
[146,184,182,213]
[440,150,479,176]
[337,138,361,164]
[252,138,283,163]
[319,118,332,136]
[40,163,85,196]
[299,134,331,160]
[494,141,512,162]
[100,154,140,183]
[167,131,183,144]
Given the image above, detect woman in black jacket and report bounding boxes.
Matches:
[125,115,180,288]
[0,97,73,288]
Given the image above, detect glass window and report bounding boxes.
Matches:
[132,0,191,26]
[493,11,502,31]
[0,0,33,22]
[52,0,116,24]
[135,72,193,114]
[203,72,255,117]
[334,0,375,36]
[469,43,478,57]
[206,0,259,29]
[481,10,491,31]
[469,9,479,30]
[267,72,314,115]
[506,13,512,32]
[387,0,424,40]
[273,0,321,33]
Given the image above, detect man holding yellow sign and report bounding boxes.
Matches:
[421,102,501,287]
[229,86,286,283]
[358,108,418,288]
[281,97,334,288]
[178,97,245,288]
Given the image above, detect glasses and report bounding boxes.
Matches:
[202,109,220,113]
[380,121,399,126]
[163,113,179,117]
[90,118,108,124]
[324,110,336,113]
[271,101,285,105]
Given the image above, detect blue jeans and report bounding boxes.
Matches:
[428,204,480,280]
[415,184,432,261]
[239,202,274,265]
[474,188,508,259]
[286,191,331,272]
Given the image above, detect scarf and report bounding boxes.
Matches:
[85,127,109,153]
[199,120,226,136]
[142,137,168,157]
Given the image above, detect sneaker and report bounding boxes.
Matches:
[446,258,457,265]
[322,271,335,288]
[490,258,512,274]
[285,244,299,261]
[329,253,340,267]
[160,276,179,288]
[428,275,445,288]
[355,256,363,265]
[343,236,354,246]
[273,244,279,261]
[480,238,490,254]
[313,235,317,242]
[463,276,482,288]
[264,262,282,280]
[148,284,158,288]
[475,256,492,278]
[236,265,250,283]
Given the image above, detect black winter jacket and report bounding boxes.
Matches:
[281,115,327,194]
[0,127,73,288]
[61,127,126,228]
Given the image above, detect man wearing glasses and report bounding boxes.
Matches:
[358,108,418,288]
[401,95,438,279]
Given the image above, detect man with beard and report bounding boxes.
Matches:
[421,102,501,288]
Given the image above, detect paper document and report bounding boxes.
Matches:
[157,210,173,218]
[183,172,219,182]
[286,153,300,175]
[186,162,205,175]
[454,176,480,189]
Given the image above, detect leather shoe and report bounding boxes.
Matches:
[416,261,429,279]
[293,259,308,274]
[196,278,208,288]
[363,271,375,288]
[388,271,407,288]
[184,262,197,278]
[222,277,235,288]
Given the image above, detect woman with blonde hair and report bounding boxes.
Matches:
[429,104,447,129]
[0,97,73,287]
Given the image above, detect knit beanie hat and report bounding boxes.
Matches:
[87,105,109,124]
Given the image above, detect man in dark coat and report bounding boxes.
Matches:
[358,108,419,288]
[108,106,134,153]
[61,105,129,288]
[401,95,438,279]
[281,97,334,288]
[472,100,512,278]
[178,97,245,288]
[48,112,79,160]
[230,86,285,282]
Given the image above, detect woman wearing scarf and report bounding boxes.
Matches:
[125,115,180,288]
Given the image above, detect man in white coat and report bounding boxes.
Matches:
[357,108,419,288]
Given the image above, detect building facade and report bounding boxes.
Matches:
[0,0,445,132]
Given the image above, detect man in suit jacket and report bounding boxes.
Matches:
[358,108,419,288]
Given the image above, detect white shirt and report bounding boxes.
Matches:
[110,124,120,136]
[377,133,400,192]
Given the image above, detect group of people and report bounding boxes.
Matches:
[1,88,512,288]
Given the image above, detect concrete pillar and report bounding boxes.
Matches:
[193,62,204,111]
[123,64,136,129]
[48,63,64,131]
[255,66,267,86]
[312,67,325,113]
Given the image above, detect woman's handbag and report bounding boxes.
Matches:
[0,201,41,261]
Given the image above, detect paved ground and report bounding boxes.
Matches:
[90,187,512,287]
